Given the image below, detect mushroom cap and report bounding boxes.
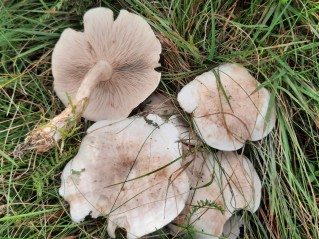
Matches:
[177,63,276,151]
[215,151,262,213]
[169,151,261,239]
[59,114,189,239]
[53,7,161,121]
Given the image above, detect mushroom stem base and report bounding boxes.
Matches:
[15,100,87,155]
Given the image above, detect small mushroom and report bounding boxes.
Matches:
[177,63,276,151]
[23,7,161,152]
[143,93,178,119]
[222,214,243,239]
[169,151,261,239]
[168,115,200,147]
[143,93,199,146]
[59,114,189,239]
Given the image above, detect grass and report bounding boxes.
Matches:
[0,0,319,238]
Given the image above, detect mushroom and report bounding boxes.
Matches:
[23,7,161,152]
[169,151,261,239]
[177,63,276,151]
[168,115,200,147]
[143,93,178,119]
[221,214,243,239]
[59,114,189,239]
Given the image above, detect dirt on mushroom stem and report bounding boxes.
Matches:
[14,59,113,155]
[14,97,88,155]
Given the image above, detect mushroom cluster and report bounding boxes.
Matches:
[17,7,276,239]
[165,63,275,238]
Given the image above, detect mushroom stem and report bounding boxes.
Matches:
[15,60,113,154]
[75,60,113,101]
[22,104,81,153]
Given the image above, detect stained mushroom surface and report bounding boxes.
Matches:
[177,63,276,151]
[59,114,189,239]
[169,151,261,239]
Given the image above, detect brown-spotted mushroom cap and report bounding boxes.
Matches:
[59,114,189,239]
[169,151,261,239]
[177,63,276,151]
[53,7,161,121]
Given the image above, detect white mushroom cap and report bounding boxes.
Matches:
[169,151,261,239]
[177,63,276,151]
[216,151,262,213]
[59,114,189,239]
[53,7,161,121]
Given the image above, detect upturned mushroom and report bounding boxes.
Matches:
[23,7,161,152]
[169,151,261,239]
[59,114,189,239]
[177,63,276,151]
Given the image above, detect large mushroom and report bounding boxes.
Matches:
[177,63,276,151]
[169,151,261,239]
[23,7,161,152]
[59,114,189,239]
